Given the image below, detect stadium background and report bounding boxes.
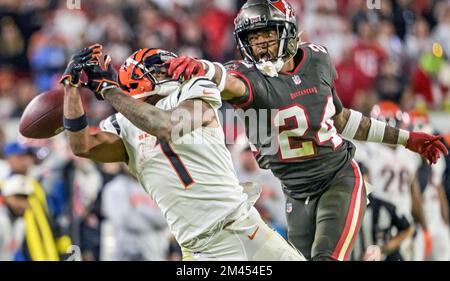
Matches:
[0,0,450,260]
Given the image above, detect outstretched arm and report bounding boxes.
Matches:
[331,89,448,164]
[78,51,217,142]
[167,56,247,100]
[333,107,448,164]
[165,55,448,163]
[60,45,127,163]
[333,108,404,145]
[102,87,216,142]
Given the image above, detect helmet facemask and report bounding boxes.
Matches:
[234,0,298,75]
[236,22,297,64]
[120,49,181,100]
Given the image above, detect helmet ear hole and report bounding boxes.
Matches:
[129,82,139,89]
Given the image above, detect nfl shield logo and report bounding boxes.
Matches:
[292,75,302,85]
[286,203,293,213]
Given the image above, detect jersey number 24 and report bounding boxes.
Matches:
[274,96,342,160]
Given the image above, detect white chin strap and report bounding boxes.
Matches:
[255,57,284,77]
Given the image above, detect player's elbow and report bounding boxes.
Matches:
[71,147,91,158]
[69,142,93,159]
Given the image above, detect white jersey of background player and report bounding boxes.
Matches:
[422,156,450,260]
[353,103,428,260]
[358,143,422,221]
[408,111,450,261]
[62,47,304,261]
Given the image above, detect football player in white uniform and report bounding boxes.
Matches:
[409,110,450,261]
[355,102,430,260]
[59,44,305,261]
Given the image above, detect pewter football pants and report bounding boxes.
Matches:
[286,160,367,261]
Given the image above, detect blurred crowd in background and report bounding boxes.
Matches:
[1,0,450,260]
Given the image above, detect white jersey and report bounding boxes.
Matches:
[423,156,446,226]
[355,143,421,221]
[421,156,450,260]
[100,78,248,247]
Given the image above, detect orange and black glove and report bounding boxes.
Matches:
[60,44,102,87]
[83,54,119,100]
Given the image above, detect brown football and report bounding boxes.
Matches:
[19,88,90,139]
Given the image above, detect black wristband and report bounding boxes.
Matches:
[64,114,88,132]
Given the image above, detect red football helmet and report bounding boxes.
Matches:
[118,48,178,101]
[370,101,410,128]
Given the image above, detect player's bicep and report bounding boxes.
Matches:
[78,131,128,163]
[332,107,350,133]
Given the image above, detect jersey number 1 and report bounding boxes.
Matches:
[274,97,342,160]
[160,141,194,188]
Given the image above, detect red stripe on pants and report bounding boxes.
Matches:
[331,160,363,260]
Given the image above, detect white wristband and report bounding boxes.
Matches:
[397,129,410,146]
[213,62,227,92]
[341,110,362,139]
[367,118,386,143]
[200,60,215,80]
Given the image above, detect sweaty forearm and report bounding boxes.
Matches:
[103,87,172,141]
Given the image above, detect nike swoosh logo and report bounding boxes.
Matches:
[203,90,215,96]
[247,226,259,240]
